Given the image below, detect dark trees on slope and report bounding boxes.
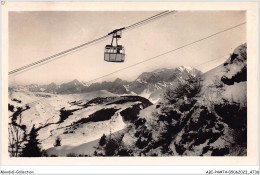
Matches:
[8,107,27,157]
[99,134,106,146]
[21,125,42,157]
[164,73,202,103]
[105,138,118,156]
[54,136,62,147]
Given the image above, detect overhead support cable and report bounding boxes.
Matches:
[8,11,176,76]
[9,21,246,109]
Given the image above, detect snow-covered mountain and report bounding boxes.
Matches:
[44,82,59,94]
[106,43,247,156]
[128,68,177,95]
[202,43,247,104]
[8,43,247,157]
[18,67,201,103]
[66,43,246,157]
[8,89,152,154]
[56,79,84,94]
[20,78,130,95]
[81,78,129,94]
[127,67,201,103]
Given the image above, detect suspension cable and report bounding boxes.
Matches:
[8,11,175,76]
[9,22,245,109]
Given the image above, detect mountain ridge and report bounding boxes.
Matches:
[18,66,201,102]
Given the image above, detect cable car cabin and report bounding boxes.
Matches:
[104,27,126,63]
[104,45,125,62]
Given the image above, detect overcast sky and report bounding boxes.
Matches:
[9,11,246,85]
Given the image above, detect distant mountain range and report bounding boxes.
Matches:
[8,43,248,157]
[12,66,201,101]
[127,66,201,100]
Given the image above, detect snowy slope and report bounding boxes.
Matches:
[95,43,248,157]
[46,129,125,156]
[8,44,247,157]
[8,89,152,153]
[202,43,247,104]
